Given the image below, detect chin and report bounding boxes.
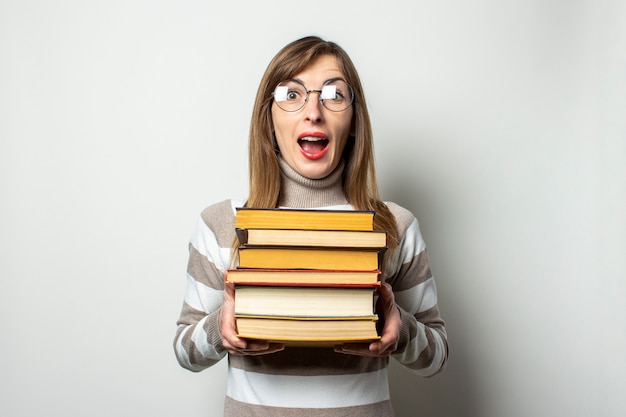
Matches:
[300,170,327,180]
[295,163,330,180]
[292,154,339,179]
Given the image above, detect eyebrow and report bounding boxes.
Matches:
[290,76,347,87]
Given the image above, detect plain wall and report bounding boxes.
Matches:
[1,1,624,416]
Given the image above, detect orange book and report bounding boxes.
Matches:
[226,269,381,287]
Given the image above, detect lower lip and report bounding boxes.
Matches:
[299,145,329,160]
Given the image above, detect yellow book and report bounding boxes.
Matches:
[235,316,380,346]
[235,208,375,231]
[237,247,383,271]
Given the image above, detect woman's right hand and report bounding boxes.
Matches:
[219,281,285,356]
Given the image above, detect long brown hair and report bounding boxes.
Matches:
[239,36,398,261]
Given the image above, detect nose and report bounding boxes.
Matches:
[303,91,324,123]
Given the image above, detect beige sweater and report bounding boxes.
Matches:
[174,159,448,416]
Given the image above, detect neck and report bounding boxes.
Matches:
[278,157,348,208]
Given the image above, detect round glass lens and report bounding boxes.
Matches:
[273,79,353,112]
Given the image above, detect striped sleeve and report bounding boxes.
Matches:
[173,201,235,372]
[385,203,448,377]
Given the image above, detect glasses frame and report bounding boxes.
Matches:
[272,78,354,113]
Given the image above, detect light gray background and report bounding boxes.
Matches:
[1,1,624,416]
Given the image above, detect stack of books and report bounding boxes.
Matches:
[226,207,387,346]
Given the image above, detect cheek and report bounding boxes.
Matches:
[271,106,292,138]
[271,116,292,155]
[335,112,354,145]
[342,108,354,131]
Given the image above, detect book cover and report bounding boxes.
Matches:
[235,207,375,231]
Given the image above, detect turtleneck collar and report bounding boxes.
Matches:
[277,156,349,208]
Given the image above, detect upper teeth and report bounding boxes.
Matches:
[300,137,324,141]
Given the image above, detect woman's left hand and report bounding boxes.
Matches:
[334,282,401,357]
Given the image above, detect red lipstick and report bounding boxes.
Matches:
[297,132,329,160]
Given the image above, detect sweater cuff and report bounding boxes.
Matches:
[205,308,226,355]
[396,305,413,352]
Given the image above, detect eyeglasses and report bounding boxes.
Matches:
[272,79,354,112]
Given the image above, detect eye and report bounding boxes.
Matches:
[286,90,300,101]
[334,86,348,101]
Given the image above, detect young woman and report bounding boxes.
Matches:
[174,36,448,417]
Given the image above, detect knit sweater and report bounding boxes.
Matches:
[174,158,448,416]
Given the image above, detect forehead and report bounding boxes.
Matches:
[291,54,345,83]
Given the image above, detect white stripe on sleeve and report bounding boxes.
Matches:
[398,218,427,265]
[184,273,224,313]
[190,216,226,271]
[394,277,438,314]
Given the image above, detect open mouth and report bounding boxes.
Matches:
[298,136,329,154]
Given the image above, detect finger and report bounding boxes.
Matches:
[335,343,378,357]
[243,343,285,356]
[243,340,270,350]
[223,282,237,307]
[220,282,249,350]
[218,307,247,350]
[223,335,247,352]
[377,281,392,298]
[371,326,398,354]
[368,339,397,355]
[228,342,285,356]
[377,283,395,312]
